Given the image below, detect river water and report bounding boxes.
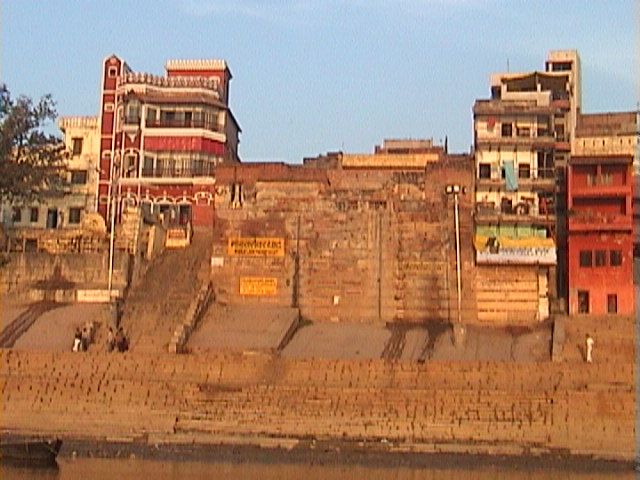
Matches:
[1,458,635,480]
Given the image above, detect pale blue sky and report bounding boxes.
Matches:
[2,1,638,162]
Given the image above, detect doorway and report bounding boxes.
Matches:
[46,208,58,229]
[178,204,191,225]
[577,290,589,314]
[607,294,618,314]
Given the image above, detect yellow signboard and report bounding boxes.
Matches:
[228,237,285,257]
[401,261,446,274]
[239,277,278,296]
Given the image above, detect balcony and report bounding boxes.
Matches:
[124,115,141,125]
[571,184,631,198]
[476,168,556,192]
[476,133,555,148]
[568,212,633,232]
[140,166,215,179]
[145,118,222,132]
[475,202,556,226]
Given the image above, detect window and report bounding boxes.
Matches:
[161,110,176,122]
[68,207,82,225]
[501,123,513,137]
[607,294,618,314]
[71,170,88,184]
[72,138,83,156]
[518,164,531,179]
[145,107,157,126]
[551,61,572,72]
[156,158,166,177]
[193,159,205,176]
[577,290,589,314]
[107,66,118,77]
[123,154,138,177]
[536,152,554,179]
[579,250,592,267]
[125,101,141,124]
[479,163,491,179]
[537,115,549,132]
[12,207,22,222]
[610,250,622,266]
[595,250,606,267]
[30,208,39,223]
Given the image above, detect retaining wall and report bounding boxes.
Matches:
[0,350,634,461]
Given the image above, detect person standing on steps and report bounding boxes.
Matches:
[106,327,115,352]
[585,333,594,363]
[72,328,82,352]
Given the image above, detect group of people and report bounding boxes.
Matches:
[72,323,129,353]
[72,322,94,352]
[106,326,129,353]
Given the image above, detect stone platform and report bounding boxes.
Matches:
[1,302,109,351]
[189,304,300,353]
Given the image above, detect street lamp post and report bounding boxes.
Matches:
[107,152,121,300]
[445,184,466,347]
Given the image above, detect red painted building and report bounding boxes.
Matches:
[97,55,241,228]
[567,154,634,315]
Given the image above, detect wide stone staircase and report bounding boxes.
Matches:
[1,347,635,460]
[119,230,212,353]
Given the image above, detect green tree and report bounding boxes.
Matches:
[0,84,67,201]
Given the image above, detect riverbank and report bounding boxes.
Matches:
[18,434,631,472]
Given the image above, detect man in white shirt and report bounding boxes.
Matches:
[586,334,594,363]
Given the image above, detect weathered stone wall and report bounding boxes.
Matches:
[475,265,548,325]
[0,251,130,298]
[0,349,634,461]
[212,157,477,324]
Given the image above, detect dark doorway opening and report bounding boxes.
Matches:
[46,208,58,229]
[577,290,589,314]
[607,294,618,314]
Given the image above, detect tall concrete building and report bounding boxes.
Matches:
[473,50,581,307]
[97,55,241,229]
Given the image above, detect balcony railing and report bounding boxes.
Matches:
[145,118,222,132]
[568,212,632,231]
[477,168,556,189]
[475,201,556,223]
[140,166,215,178]
[124,115,141,125]
[476,134,555,146]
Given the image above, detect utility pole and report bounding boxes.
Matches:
[446,184,466,347]
[293,214,300,308]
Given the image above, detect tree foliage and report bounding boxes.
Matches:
[0,84,67,202]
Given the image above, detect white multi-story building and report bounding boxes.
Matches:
[473,50,582,301]
[2,116,100,232]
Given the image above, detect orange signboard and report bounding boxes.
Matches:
[239,277,278,296]
[228,237,285,257]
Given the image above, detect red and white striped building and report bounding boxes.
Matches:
[97,55,241,228]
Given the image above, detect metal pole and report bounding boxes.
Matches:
[454,192,462,326]
[293,214,300,308]
[107,164,117,295]
[107,129,124,297]
[377,212,382,321]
